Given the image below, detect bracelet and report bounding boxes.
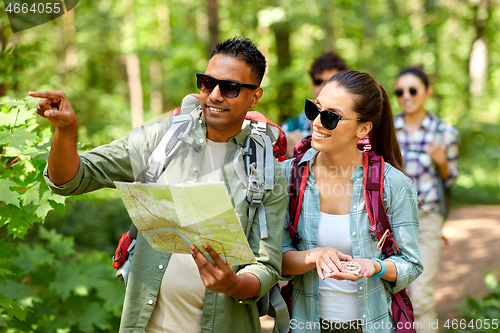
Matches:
[370,258,386,278]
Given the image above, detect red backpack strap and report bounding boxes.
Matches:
[286,135,312,247]
[287,159,309,246]
[293,134,312,159]
[363,151,401,257]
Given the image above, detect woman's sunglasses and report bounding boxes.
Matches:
[395,87,417,97]
[304,99,361,130]
[196,73,259,98]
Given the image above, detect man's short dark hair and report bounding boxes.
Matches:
[309,52,349,80]
[210,37,266,85]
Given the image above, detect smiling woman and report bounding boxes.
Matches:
[280,70,423,333]
[393,66,460,333]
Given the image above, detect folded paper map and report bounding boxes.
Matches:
[114,181,256,266]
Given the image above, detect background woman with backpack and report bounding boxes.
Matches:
[393,66,459,333]
[281,70,423,333]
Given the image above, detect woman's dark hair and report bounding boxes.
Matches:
[210,37,266,85]
[329,70,406,175]
[398,65,429,88]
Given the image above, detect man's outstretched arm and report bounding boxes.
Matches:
[29,90,80,185]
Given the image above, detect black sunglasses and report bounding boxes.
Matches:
[304,99,361,130]
[196,73,259,98]
[312,78,326,86]
[395,87,417,97]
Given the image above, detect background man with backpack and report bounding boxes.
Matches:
[29,37,287,333]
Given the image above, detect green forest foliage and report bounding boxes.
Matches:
[0,100,124,330]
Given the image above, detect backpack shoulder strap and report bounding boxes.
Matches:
[245,111,288,162]
[286,157,309,247]
[363,151,401,257]
[285,135,312,246]
[243,122,276,240]
[145,109,201,183]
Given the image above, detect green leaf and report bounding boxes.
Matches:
[0,106,33,128]
[0,127,38,152]
[41,190,67,205]
[0,179,21,207]
[0,293,27,321]
[0,239,15,258]
[50,264,88,300]
[7,216,35,239]
[98,280,125,313]
[0,259,13,277]
[39,227,76,257]
[2,100,25,108]
[0,129,9,142]
[12,243,55,275]
[34,200,54,219]
[21,182,40,206]
[23,96,39,110]
[69,301,108,332]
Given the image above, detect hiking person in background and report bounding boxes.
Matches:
[281,52,349,157]
[29,37,287,333]
[394,66,459,333]
[281,71,423,333]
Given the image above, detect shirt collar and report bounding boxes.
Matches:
[297,148,319,165]
[394,113,405,129]
[394,112,436,131]
[420,113,436,130]
[297,148,365,182]
[196,107,251,147]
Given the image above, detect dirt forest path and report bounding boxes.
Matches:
[260,205,500,333]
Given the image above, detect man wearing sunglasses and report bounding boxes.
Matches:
[281,51,349,157]
[29,37,287,333]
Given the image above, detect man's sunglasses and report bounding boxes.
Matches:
[312,78,326,86]
[395,87,417,97]
[304,99,361,130]
[196,73,259,98]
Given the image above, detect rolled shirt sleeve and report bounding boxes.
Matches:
[383,175,423,294]
[43,134,135,196]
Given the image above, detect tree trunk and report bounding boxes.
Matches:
[0,23,8,97]
[126,53,144,129]
[150,60,163,117]
[206,0,220,55]
[468,0,489,100]
[361,0,375,73]
[63,9,78,73]
[320,0,334,51]
[273,22,293,124]
[424,0,441,112]
[123,0,144,128]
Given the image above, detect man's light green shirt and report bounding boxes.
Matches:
[44,109,287,333]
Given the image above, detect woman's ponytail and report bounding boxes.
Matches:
[371,85,407,175]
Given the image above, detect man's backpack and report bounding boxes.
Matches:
[284,135,416,333]
[112,94,290,333]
